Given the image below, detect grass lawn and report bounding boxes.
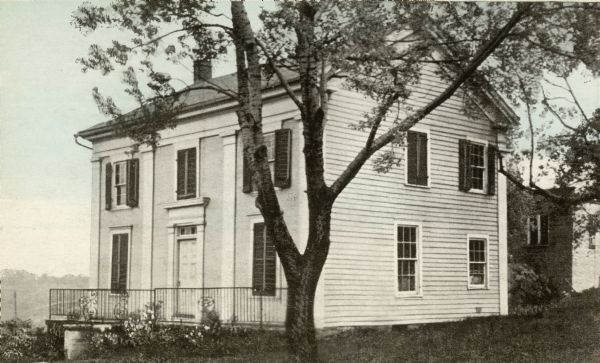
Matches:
[78,288,600,363]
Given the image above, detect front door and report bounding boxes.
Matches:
[176,238,197,318]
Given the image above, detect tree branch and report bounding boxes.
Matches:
[255,37,304,112]
[330,3,533,197]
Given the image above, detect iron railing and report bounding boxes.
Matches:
[49,289,154,322]
[49,288,287,326]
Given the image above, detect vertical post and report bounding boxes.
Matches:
[259,295,263,329]
[48,289,51,321]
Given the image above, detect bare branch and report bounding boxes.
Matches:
[541,85,578,132]
[255,37,304,112]
[365,92,401,150]
[563,77,590,123]
[518,77,536,187]
[129,24,232,51]
[330,3,533,197]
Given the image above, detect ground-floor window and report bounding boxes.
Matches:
[252,222,276,296]
[468,237,487,288]
[396,224,420,294]
[111,232,129,293]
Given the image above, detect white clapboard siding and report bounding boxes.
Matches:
[322,67,503,327]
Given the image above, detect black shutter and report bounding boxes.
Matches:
[417,132,428,185]
[264,226,277,296]
[242,152,253,193]
[176,149,185,199]
[252,223,265,294]
[118,235,128,291]
[187,148,197,198]
[487,146,496,196]
[105,163,112,210]
[126,159,139,207]
[406,131,418,185]
[110,234,120,292]
[540,215,549,245]
[274,128,292,189]
[458,139,472,191]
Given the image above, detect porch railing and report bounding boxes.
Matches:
[49,288,287,326]
[49,289,154,322]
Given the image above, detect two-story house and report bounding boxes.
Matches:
[50,58,517,329]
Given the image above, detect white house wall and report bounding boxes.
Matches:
[88,96,306,296]
[323,72,505,327]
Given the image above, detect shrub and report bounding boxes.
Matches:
[509,263,561,314]
[0,319,63,362]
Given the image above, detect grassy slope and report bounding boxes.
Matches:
[215,289,600,363]
[81,288,600,363]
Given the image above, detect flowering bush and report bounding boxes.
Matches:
[0,319,63,361]
[509,263,561,314]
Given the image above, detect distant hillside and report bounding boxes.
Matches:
[0,269,88,326]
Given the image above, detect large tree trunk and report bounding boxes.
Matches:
[286,275,319,361]
[282,202,332,362]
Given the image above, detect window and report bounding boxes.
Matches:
[468,237,487,288]
[469,143,485,191]
[243,129,291,193]
[114,162,127,206]
[105,159,139,210]
[252,222,276,296]
[396,225,419,293]
[458,139,496,195]
[177,147,197,200]
[111,233,129,293]
[406,131,428,186]
[589,235,596,250]
[528,215,549,246]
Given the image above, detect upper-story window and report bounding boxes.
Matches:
[177,147,197,200]
[528,214,549,246]
[469,143,485,191]
[406,131,429,187]
[105,159,139,210]
[243,128,291,193]
[458,139,496,195]
[114,161,128,206]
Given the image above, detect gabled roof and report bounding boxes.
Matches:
[77,68,300,140]
[77,58,518,141]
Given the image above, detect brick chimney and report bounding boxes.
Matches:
[193,59,212,83]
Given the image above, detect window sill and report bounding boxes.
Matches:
[404,183,430,189]
[395,292,423,299]
[249,187,282,196]
[468,189,486,195]
[525,244,549,250]
[111,205,131,211]
[164,197,209,210]
[467,285,489,290]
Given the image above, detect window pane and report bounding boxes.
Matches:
[468,238,486,286]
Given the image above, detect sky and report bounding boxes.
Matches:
[0,0,259,277]
[0,1,598,277]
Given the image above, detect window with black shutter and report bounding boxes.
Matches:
[528,214,549,246]
[111,233,129,293]
[177,148,197,199]
[458,140,495,194]
[252,222,276,296]
[243,129,292,193]
[406,131,428,186]
[106,159,140,209]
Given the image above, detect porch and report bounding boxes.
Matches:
[48,288,287,327]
